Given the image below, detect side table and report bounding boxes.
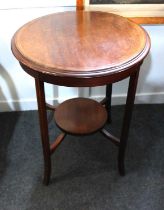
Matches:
[11,11,150,185]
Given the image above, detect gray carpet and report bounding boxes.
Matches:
[0,104,164,210]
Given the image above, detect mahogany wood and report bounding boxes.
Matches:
[46,103,56,111]
[118,70,140,176]
[100,84,112,123]
[101,128,120,146]
[55,98,107,135]
[105,84,112,123]
[12,12,150,78]
[11,11,150,185]
[76,0,84,10]
[35,79,51,185]
[50,133,66,154]
[76,1,113,123]
[19,62,142,87]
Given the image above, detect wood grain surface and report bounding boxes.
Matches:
[12,11,150,78]
[54,98,107,134]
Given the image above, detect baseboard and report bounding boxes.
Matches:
[0,92,164,112]
[91,92,164,105]
[0,98,58,112]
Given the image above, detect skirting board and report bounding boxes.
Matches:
[0,92,164,112]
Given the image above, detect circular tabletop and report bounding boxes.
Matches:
[11,11,150,83]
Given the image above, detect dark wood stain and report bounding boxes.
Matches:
[55,98,107,135]
[12,11,150,80]
[11,11,150,185]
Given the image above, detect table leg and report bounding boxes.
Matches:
[105,84,112,123]
[118,69,140,176]
[35,79,51,185]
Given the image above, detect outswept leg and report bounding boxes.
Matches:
[118,69,140,175]
[35,79,51,185]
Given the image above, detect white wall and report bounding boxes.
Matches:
[0,1,164,111]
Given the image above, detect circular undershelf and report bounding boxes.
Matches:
[54,98,107,135]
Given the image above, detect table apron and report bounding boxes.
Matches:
[20,62,142,87]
